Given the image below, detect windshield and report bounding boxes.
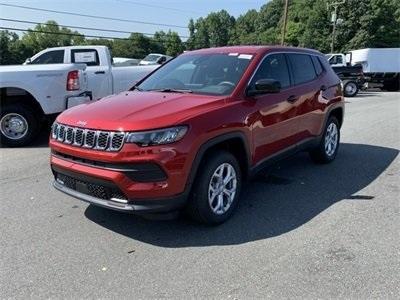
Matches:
[137,53,253,96]
[143,54,161,62]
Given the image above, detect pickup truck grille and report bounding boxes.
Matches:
[52,123,125,151]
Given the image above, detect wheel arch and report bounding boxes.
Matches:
[0,87,44,117]
[186,131,252,192]
[329,106,344,128]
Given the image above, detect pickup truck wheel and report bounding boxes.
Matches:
[187,151,242,225]
[309,116,340,164]
[343,80,358,97]
[0,104,40,147]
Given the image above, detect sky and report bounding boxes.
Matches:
[0,0,268,40]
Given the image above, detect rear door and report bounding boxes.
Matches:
[71,48,111,100]
[286,53,322,141]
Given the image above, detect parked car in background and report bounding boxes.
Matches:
[1,46,159,147]
[112,57,140,67]
[50,46,344,224]
[327,48,400,92]
[139,53,172,65]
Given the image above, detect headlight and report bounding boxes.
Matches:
[125,126,188,146]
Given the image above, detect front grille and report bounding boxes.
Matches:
[110,133,125,151]
[55,172,127,201]
[96,132,109,150]
[65,127,74,144]
[83,130,96,148]
[52,123,125,152]
[74,129,84,146]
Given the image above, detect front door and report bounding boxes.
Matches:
[248,53,304,163]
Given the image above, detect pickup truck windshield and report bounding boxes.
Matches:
[137,53,253,96]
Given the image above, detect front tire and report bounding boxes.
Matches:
[0,104,40,147]
[309,116,340,164]
[343,80,359,97]
[187,151,242,225]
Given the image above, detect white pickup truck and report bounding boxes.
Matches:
[0,46,158,146]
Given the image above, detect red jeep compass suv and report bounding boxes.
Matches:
[50,46,344,224]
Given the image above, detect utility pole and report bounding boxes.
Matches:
[328,0,345,53]
[281,0,289,45]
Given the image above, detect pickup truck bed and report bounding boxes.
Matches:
[0,63,91,146]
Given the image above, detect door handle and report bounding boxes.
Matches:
[94,71,105,74]
[287,95,298,103]
[320,85,327,91]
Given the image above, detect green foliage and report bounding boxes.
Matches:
[0,21,184,64]
[1,1,399,65]
[187,0,400,53]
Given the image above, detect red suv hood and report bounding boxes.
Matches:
[58,91,226,131]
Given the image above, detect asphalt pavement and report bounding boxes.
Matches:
[1,91,399,298]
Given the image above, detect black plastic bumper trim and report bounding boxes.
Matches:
[52,151,167,182]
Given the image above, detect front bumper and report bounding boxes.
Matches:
[52,165,187,214]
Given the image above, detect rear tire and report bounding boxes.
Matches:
[343,80,359,97]
[0,104,40,147]
[186,151,242,225]
[309,116,340,164]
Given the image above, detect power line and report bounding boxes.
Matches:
[0,3,187,29]
[0,18,189,39]
[0,26,182,45]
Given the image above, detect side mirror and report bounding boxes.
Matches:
[23,58,31,65]
[247,79,281,96]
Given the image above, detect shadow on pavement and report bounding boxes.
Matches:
[85,143,398,247]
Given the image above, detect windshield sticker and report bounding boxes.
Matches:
[238,54,253,60]
[228,53,239,56]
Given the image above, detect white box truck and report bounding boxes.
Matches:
[327,48,400,91]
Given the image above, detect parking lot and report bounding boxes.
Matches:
[1,91,399,298]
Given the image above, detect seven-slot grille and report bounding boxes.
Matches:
[52,123,125,151]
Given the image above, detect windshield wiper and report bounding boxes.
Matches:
[148,88,193,93]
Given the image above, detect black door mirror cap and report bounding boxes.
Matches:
[247,79,281,96]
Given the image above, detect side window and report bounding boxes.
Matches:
[311,56,324,76]
[335,55,343,64]
[288,54,317,85]
[251,53,290,88]
[30,50,64,64]
[71,49,99,66]
[329,55,343,65]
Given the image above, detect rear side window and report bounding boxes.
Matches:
[311,56,324,76]
[31,50,64,64]
[71,49,99,66]
[251,53,291,88]
[288,54,317,85]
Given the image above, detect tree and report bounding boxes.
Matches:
[21,21,84,54]
[231,9,259,45]
[186,0,399,53]
[164,31,184,56]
